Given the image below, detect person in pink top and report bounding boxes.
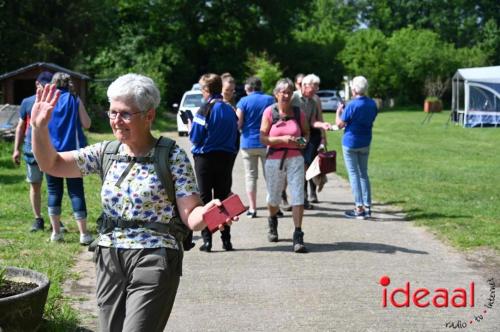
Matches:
[260,78,310,253]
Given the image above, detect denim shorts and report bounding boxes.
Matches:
[25,162,43,183]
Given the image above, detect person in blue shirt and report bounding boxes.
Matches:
[12,71,53,232]
[190,73,239,252]
[236,76,275,218]
[46,72,93,244]
[336,76,378,219]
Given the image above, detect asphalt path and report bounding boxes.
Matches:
[65,133,499,332]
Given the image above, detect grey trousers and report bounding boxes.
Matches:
[94,246,181,332]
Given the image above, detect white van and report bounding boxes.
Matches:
[175,89,203,136]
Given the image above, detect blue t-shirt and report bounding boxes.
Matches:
[236,92,275,149]
[190,100,238,155]
[18,95,36,163]
[48,89,87,152]
[341,96,378,148]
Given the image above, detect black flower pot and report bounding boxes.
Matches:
[0,266,50,331]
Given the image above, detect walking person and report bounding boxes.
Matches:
[45,72,93,244]
[12,71,53,232]
[236,76,275,218]
[31,73,234,331]
[336,76,378,219]
[260,78,309,253]
[292,74,331,208]
[190,73,239,252]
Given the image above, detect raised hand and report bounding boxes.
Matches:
[30,84,60,128]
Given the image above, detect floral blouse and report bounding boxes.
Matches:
[73,141,199,250]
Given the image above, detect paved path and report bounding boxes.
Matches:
[65,134,499,332]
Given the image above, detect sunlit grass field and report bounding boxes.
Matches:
[0,109,498,328]
[323,109,500,250]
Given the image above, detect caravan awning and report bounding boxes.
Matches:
[455,66,500,83]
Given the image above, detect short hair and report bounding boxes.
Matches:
[302,74,320,86]
[221,72,235,85]
[107,73,161,113]
[245,76,262,92]
[199,73,222,95]
[36,71,53,85]
[51,72,74,92]
[350,76,368,95]
[273,78,294,95]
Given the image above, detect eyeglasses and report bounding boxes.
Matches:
[106,110,143,121]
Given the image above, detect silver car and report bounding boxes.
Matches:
[317,90,342,112]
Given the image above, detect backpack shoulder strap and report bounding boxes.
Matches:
[154,136,176,203]
[271,103,280,125]
[100,140,122,182]
[292,106,303,135]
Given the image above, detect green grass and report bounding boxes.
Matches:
[323,109,500,250]
[1,109,498,327]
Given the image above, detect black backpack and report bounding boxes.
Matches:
[271,103,303,134]
[99,136,194,251]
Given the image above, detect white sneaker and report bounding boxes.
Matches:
[50,232,64,242]
[80,233,94,246]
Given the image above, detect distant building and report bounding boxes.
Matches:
[0,62,90,105]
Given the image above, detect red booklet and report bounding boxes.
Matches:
[203,194,247,233]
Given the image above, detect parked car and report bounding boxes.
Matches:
[317,89,342,112]
[174,89,203,136]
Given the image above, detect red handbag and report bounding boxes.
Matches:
[318,150,336,174]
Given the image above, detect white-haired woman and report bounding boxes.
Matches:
[30,73,233,331]
[336,76,378,219]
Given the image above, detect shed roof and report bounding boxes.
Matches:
[455,65,500,83]
[0,62,90,81]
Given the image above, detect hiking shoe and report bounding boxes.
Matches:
[222,240,234,251]
[50,232,64,242]
[30,217,44,232]
[267,216,278,242]
[199,242,212,252]
[344,209,366,220]
[304,202,314,210]
[293,230,307,253]
[80,233,94,246]
[246,210,257,218]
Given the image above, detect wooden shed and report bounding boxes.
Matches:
[0,62,90,105]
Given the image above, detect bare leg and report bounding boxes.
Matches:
[49,214,61,234]
[76,218,88,235]
[30,182,43,218]
[292,205,304,228]
[247,190,257,212]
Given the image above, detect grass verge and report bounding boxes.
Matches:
[323,109,500,250]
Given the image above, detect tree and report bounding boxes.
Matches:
[244,52,283,94]
[340,28,390,98]
[0,0,115,73]
[358,0,500,48]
